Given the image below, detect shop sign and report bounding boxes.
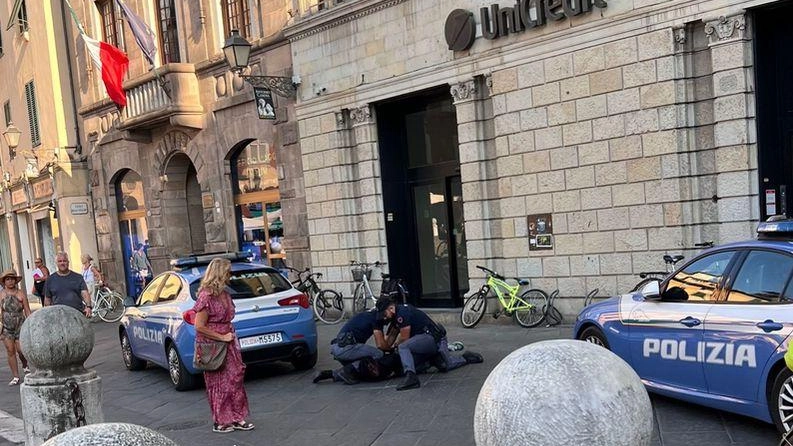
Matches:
[32,179,53,200]
[70,202,89,216]
[444,0,608,51]
[11,188,26,206]
[254,87,276,120]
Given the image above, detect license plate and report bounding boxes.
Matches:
[239,332,283,348]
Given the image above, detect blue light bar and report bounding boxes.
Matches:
[757,219,793,234]
[170,251,254,270]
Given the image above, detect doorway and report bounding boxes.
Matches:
[755,3,793,219]
[377,87,468,307]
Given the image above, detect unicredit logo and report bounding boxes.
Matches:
[444,0,608,52]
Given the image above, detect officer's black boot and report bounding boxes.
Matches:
[396,371,420,391]
[312,370,334,383]
[462,351,484,364]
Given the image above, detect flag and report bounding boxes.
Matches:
[82,33,130,108]
[114,0,157,66]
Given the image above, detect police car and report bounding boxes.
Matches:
[119,252,317,390]
[574,219,793,433]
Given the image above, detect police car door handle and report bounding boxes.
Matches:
[679,316,701,327]
[756,320,784,332]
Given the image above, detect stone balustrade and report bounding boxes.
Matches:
[120,64,204,131]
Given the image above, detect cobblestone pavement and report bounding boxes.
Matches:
[0,319,781,445]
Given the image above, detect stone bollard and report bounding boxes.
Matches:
[41,423,178,446]
[474,340,653,446]
[19,306,103,446]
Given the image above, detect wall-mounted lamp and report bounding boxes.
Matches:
[222,30,299,99]
[2,123,21,152]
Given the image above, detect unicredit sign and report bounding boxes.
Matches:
[444,0,608,51]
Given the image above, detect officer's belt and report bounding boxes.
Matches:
[332,332,356,348]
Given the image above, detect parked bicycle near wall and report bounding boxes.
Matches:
[630,241,714,292]
[286,266,342,323]
[312,260,387,324]
[90,283,126,323]
[461,265,548,328]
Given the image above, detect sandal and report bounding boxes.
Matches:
[232,421,255,431]
[8,377,20,386]
[212,423,234,433]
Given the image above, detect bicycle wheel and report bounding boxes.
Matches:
[512,289,549,328]
[352,284,368,314]
[98,291,126,323]
[313,289,344,324]
[631,277,662,293]
[461,289,488,328]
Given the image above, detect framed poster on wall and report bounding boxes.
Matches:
[528,214,553,251]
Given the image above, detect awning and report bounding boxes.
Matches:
[6,0,23,32]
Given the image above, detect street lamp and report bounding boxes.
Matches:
[2,122,21,152]
[222,30,299,99]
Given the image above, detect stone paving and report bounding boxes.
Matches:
[0,318,781,445]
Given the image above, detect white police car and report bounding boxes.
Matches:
[575,219,793,432]
[119,252,317,390]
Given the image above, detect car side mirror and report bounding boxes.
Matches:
[640,280,661,300]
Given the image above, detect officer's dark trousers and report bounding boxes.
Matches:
[331,343,383,364]
[397,334,467,373]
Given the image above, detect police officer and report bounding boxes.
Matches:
[375,297,482,391]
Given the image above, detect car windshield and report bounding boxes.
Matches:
[189,268,292,300]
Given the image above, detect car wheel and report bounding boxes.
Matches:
[167,344,198,391]
[771,367,793,433]
[292,350,318,371]
[578,326,610,349]
[120,331,146,371]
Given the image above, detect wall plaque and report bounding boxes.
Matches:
[70,202,89,215]
[11,188,26,206]
[32,179,53,200]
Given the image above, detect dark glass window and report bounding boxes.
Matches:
[221,0,251,39]
[190,269,291,300]
[18,0,28,33]
[728,251,793,303]
[405,97,459,168]
[96,0,125,49]
[139,275,166,305]
[666,251,736,302]
[156,274,182,303]
[157,0,180,64]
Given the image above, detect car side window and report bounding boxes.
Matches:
[138,275,166,306]
[665,251,736,302]
[156,274,182,304]
[728,251,793,303]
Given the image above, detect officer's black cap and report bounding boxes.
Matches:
[376,296,393,319]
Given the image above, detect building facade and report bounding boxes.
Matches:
[70,0,309,296]
[0,0,96,294]
[286,0,766,311]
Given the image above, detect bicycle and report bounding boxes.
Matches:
[460,265,549,328]
[630,241,714,292]
[90,284,126,323]
[311,260,386,324]
[286,266,342,324]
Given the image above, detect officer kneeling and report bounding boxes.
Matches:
[375,297,483,391]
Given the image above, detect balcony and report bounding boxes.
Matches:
[119,63,204,131]
[296,0,350,17]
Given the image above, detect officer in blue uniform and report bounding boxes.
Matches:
[375,297,483,391]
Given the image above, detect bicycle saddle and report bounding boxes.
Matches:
[663,255,685,264]
[516,279,530,286]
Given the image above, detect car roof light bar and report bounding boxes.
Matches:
[757,216,793,239]
[170,251,254,270]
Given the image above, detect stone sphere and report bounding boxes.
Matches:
[474,339,653,446]
[20,305,94,374]
[42,423,178,446]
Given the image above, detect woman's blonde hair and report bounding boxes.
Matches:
[198,258,232,296]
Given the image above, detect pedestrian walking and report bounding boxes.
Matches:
[81,254,103,298]
[31,258,49,307]
[193,258,254,434]
[0,269,30,385]
[130,243,152,296]
[43,252,92,318]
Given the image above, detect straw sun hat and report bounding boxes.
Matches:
[0,269,22,283]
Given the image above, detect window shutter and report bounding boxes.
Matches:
[3,101,10,127]
[24,81,40,147]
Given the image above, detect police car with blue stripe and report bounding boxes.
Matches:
[574,219,793,433]
[119,252,317,390]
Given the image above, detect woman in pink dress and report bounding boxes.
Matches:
[193,258,254,433]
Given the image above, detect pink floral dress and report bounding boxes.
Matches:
[193,289,249,426]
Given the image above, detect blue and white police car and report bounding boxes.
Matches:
[119,252,317,390]
[574,219,793,433]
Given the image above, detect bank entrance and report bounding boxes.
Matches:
[377,87,468,307]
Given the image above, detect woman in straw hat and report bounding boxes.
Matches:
[0,269,30,385]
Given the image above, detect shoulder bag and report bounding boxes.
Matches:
[193,340,228,371]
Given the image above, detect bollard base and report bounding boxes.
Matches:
[21,372,103,446]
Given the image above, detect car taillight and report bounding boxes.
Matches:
[278,294,309,309]
[183,310,196,325]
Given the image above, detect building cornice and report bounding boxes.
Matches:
[284,0,408,42]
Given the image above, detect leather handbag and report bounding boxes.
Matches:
[193,340,228,371]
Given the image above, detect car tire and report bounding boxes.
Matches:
[771,366,793,433]
[292,350,318,371]
[578,326,610,350]
[120,331,146,371]
[167,344,198,391]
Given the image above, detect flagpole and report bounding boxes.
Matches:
[63,0,85,35]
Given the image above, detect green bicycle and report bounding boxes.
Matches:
[460,265,549,328]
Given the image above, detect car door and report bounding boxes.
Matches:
[626,250,738,391]
[144,273,185,366]
[703,249,793,401]
[125,274,167,361]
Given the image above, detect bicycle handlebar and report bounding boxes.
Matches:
[476,265,505,280]
[349,260,386,268]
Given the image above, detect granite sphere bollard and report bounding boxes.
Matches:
[41,423,179,446]
[19,306,104,446]
[474,339,653,446]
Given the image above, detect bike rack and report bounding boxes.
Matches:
[583,288,600,307]
[542,290,563,327]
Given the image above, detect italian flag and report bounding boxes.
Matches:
[82,34,129,108]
